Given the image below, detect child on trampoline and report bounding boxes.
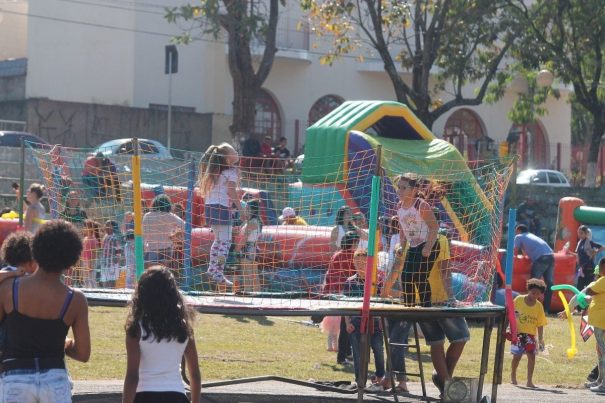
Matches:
[511,278,547,388]
[236,198,262,292]
[395,173,439,307]
[123,265,201,403]
[82,219,102,288]
[198,143,242,286]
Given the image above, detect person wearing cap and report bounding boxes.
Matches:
[280,207,308,226]
[82,152,105,197]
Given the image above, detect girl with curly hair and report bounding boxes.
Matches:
[123,265,201,403]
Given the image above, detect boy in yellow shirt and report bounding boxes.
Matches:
[511,278,547,388]
[586,257,605,392]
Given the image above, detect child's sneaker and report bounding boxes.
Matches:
[590,383,605,393]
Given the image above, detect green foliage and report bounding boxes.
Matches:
[509,0,605,176]
[301,0,522,127]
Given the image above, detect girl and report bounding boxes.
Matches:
[0,221,90,402]
[23,183,46,233]
[82,219,102,288]
[238,198,262,292]
[575,225,605,291]
[100,220,122,288]
[395,173,439,307]
[330,206,366,252]
[198,143,242,286]
[123,266,201,403]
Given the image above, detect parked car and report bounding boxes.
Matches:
[516,169,571,187]
[92,138,172,159]
[0,131,49,148]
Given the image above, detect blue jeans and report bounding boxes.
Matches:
[386,318,411,381]
[0,368,72,403]
[349,319,385,385]
[531,254,554,313]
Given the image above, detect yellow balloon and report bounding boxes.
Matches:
[558,291,577,361]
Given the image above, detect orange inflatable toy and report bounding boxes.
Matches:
[512,252,576,312]
[555,197,584,253]
[189,225,333,269]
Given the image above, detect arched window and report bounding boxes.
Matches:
[443,109,486,160]
[308,95,344,125]
[254,89,282,139]
[509,121,549,169]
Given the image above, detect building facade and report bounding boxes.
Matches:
[0,0,571,172]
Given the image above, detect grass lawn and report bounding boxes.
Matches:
[70,306,596,388]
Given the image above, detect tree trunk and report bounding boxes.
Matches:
[230,77,258,138]
[585,114,605,187]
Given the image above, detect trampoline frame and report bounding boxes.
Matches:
[85,290,507,403]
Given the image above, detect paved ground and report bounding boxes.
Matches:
[73,378,601,402]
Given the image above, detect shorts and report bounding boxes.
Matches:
[134,391,189,403]
[419,317,470,346]
[510,333,537,355]
[144,248,172,265]
[205,204,232,226]
[100,264,119,282]
[243,242,258,261]
[0,368,72,403]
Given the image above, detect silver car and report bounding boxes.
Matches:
[516,169,571,187]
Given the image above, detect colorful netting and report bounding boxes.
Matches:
[28,140,513,311]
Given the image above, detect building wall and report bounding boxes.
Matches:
[0,0,28,60]
[9,1,573,172]
[21,98,213,152]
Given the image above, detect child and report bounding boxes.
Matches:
[323,231,360,294]
[197,142,242,286]
[511,278,547,388]
[395,173,439,307]
[0,231,34,360]
[82,219,102,288]
[100,220,123,288]
[0,231,37,275]
[238,198,262,292]
[323,230,359,366]
[0,221,90,402]
[584,257,605,392]
[320,315,340,352]
[123,265,201,403]
[344,248,386,390]
[575,225,605,291]
[23,183,46,233]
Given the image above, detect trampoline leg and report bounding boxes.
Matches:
[357,331,370,403]
[491,312,506,402]
[381,318,400,403]
[477,317,493,402]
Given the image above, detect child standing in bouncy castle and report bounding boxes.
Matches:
[197,143,243,286]
[395,173,440,307]
[511,278,547,388]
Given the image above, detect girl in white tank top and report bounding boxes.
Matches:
[395,174,440,307]
[123,266,201,403]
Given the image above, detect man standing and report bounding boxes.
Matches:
[514,224,554,313]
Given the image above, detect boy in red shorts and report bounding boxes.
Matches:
[511,278,547,388]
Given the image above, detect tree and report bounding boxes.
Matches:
[508,0,605,186]
[300,0,521,129]
[166,0,283,139]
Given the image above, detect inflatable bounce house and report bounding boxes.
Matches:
[1,100,513,307]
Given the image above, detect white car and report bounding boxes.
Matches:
[92,138,172,160]
[516,169,571,187]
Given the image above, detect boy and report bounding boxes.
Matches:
[585,257,605,392]
[344,248,386,390]
[511,278,547,388]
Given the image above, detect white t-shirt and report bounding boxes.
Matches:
[137,327,188,394]
[142,211,185,251]
[205,168,238,207]
[397,199,429,248]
